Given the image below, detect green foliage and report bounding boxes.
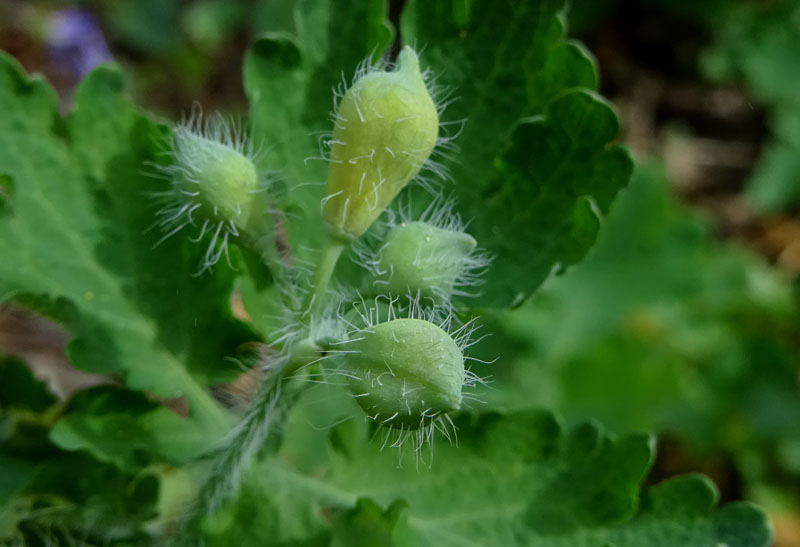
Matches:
[202,407,771,546]
[479,164,800,506]
[401,0,632,307]
[0,356,159,544]
[108,0,180,55]
[0,54,252,464]
[0,356,55,413]
[701,0,800,212]
[49,386,222,470]
[243,0,632,308]
[0,0,787,545]
[243,0,393,267]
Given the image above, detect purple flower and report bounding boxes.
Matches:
[48,9,112,77]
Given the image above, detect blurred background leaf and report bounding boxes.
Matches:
[471,164,800,516]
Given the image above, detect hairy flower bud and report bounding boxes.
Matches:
[345,318,464,429]
[379,221,477,300]
[172,119,260,230]
[178,139,257,220]
[323,47,439,240]
[153,110,272,272]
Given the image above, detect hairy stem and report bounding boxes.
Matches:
[192,367,284,520]
[179,234,344,541]
[180,337,321,542]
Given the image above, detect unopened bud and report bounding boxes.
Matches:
[323,47,438,240]
[379,221,477,300]
[345,318,463,428]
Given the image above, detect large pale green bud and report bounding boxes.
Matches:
[379,221,477,300]
[323,47,439,240]
[345,318,464,429]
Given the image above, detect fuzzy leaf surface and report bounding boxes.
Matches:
[0,54,251,458]
[201,406,771,546]
[401,0,632,307]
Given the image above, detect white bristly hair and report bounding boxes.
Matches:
[353,193,492,302]
[313,48,466,216]
[309,292,491,466]
[145,104,274,275]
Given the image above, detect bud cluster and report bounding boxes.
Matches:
[150,46,489,457]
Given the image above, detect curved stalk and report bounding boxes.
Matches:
[303,237,346,319]
[178,337,322,543]
[179,236,346,542]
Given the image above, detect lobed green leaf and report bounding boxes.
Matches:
[0,53,252,463]
[401,0,632,307]
[201,405,771,546]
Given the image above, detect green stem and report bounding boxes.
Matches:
[304,237,346,319]
[180,235,346,541]
[198,367,283,505]
[179,336,322,543]
[179,368,232,433]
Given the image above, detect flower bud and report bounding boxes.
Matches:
[153,110,273,271]
[323,47,439,240]
[378,221,477,300]
[345,318,464,428]
[172,120,260,230]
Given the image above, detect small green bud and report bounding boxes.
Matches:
[323,47,439,240]
[172,115,265,233]
[154,110,273,272]
[172,118,260,231]
[379,221,477,300]
[345,318,464,429]
[354,198,490,301]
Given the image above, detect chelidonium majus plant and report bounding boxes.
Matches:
[2,0,782,542]
[156,46,490,533]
